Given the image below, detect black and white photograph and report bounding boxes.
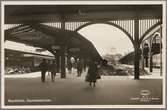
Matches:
[0,1,166,109]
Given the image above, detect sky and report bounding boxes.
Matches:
[78,24,134,56]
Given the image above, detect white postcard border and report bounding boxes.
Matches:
[1,0,166,109]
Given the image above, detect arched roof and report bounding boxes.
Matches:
[5,24,102,60]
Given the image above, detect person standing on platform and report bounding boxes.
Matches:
[47,60,51,76]
[77,59,82,77]
[39,59,48,83]
[50,60,57,82]
[68,60,72,74]
[86,59,99,87]
[143,43,150,67]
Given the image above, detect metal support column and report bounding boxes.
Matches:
[149,53,153,72]
[149,38,153,72]
[60,46,66,78]
[134,19,140,80]
[60,20,66,78]
[56,51,60,73]
[160,26,163,76]
[141,43,145,71]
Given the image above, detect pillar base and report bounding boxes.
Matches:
[134,77,140,80]
[61,73,66,78]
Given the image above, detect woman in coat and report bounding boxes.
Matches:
[87,60,98,87]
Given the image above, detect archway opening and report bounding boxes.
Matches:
[78,23,134,57]
[78,23,135,76]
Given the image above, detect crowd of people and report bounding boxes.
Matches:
[5,66,31,74]
[39,58,101,87]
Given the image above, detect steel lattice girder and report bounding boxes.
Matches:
[5,5,162,24]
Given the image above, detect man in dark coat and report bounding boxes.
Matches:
[39,59,48,82]
[68,61,72,74]
[77,59,82,77]
[143,43,149,67]
[50,60,57,82]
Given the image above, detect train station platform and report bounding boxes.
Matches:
[4,69,163,106]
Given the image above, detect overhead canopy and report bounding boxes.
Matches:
[4,5,162,61]
[5,24,102,60]
[5,5,162,24]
